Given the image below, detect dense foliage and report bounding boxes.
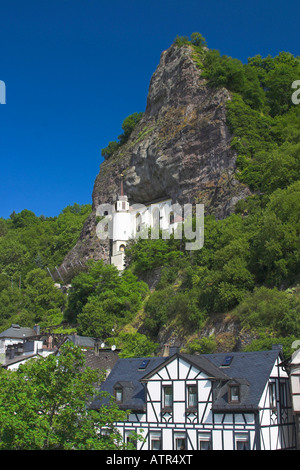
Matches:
[119,35,300,354]
[1,33,299,451]
[0,204,91,278]
[1,36,299,359]
[0,204,91,331]
[0,343,139,450]
[65,259,149,339]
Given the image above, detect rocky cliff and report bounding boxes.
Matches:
[62,43,250,269]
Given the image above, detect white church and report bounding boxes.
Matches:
[109,176,181,271]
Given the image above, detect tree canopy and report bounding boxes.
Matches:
[0,343,139,450]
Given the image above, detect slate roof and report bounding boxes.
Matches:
[83,349,120,373]
[141,353,231,382]
[90,356,167,411]
[0,324,37,340]
[204,346,283,411]
[67,334,97,348]
[90,346,283,413]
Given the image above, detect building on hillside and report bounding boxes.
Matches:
[0,324,52,370]
[109,176,181,271]
[91,346,297,450]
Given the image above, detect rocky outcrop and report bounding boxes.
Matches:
[62,43,250,268]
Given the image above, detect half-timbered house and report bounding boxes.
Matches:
[92,345,297,450]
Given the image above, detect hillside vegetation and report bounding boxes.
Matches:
[0,35,299,358]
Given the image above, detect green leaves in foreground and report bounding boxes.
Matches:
[0,343,137,450]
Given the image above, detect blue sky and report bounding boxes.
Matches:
[0,0,299,219]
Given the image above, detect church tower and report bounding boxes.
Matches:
[110,174,132,271]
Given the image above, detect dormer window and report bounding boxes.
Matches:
[228,384,240,403]
[113,381,134,407]
[115,387,123,403]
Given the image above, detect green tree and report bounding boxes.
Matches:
[77,296,116,338]
[250,182,300,286]
[101,140,120,160]
[190,32,207,48]
[65,260,123,322]
[110,331,159,358]
[234,286,300,337]
[11,209,40,229]
[118,112,143,145]
[68,260,148,336]
[0,343,136,450]
[23,268,66,322]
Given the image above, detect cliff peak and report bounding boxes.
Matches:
[62,43,250,267]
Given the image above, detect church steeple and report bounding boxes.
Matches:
[120,173,124,197]
[111,173,131,271]
[115,173,129,212]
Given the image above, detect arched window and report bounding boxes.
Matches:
[119,244,126,252]
[136,212,141,233]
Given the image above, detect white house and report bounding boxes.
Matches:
[92,346,297,450]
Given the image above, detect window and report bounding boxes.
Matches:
[175,437,186,450]
[200,440,211,450]
[187,385,197,408]
[235,433,249,450]
[150,432,162,450]
[229,385,240,403]
[199,433,212,450]
[174,433,186,450]
[119,244,126,252]
[269,382,276,409]
[163,385,173,409]
[151,439,161,450]
[280,382,287,407]
[221,355,233,367]
[136,213,141,233]
[115,387,123,403]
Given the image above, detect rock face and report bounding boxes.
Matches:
[62,44,250,268]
